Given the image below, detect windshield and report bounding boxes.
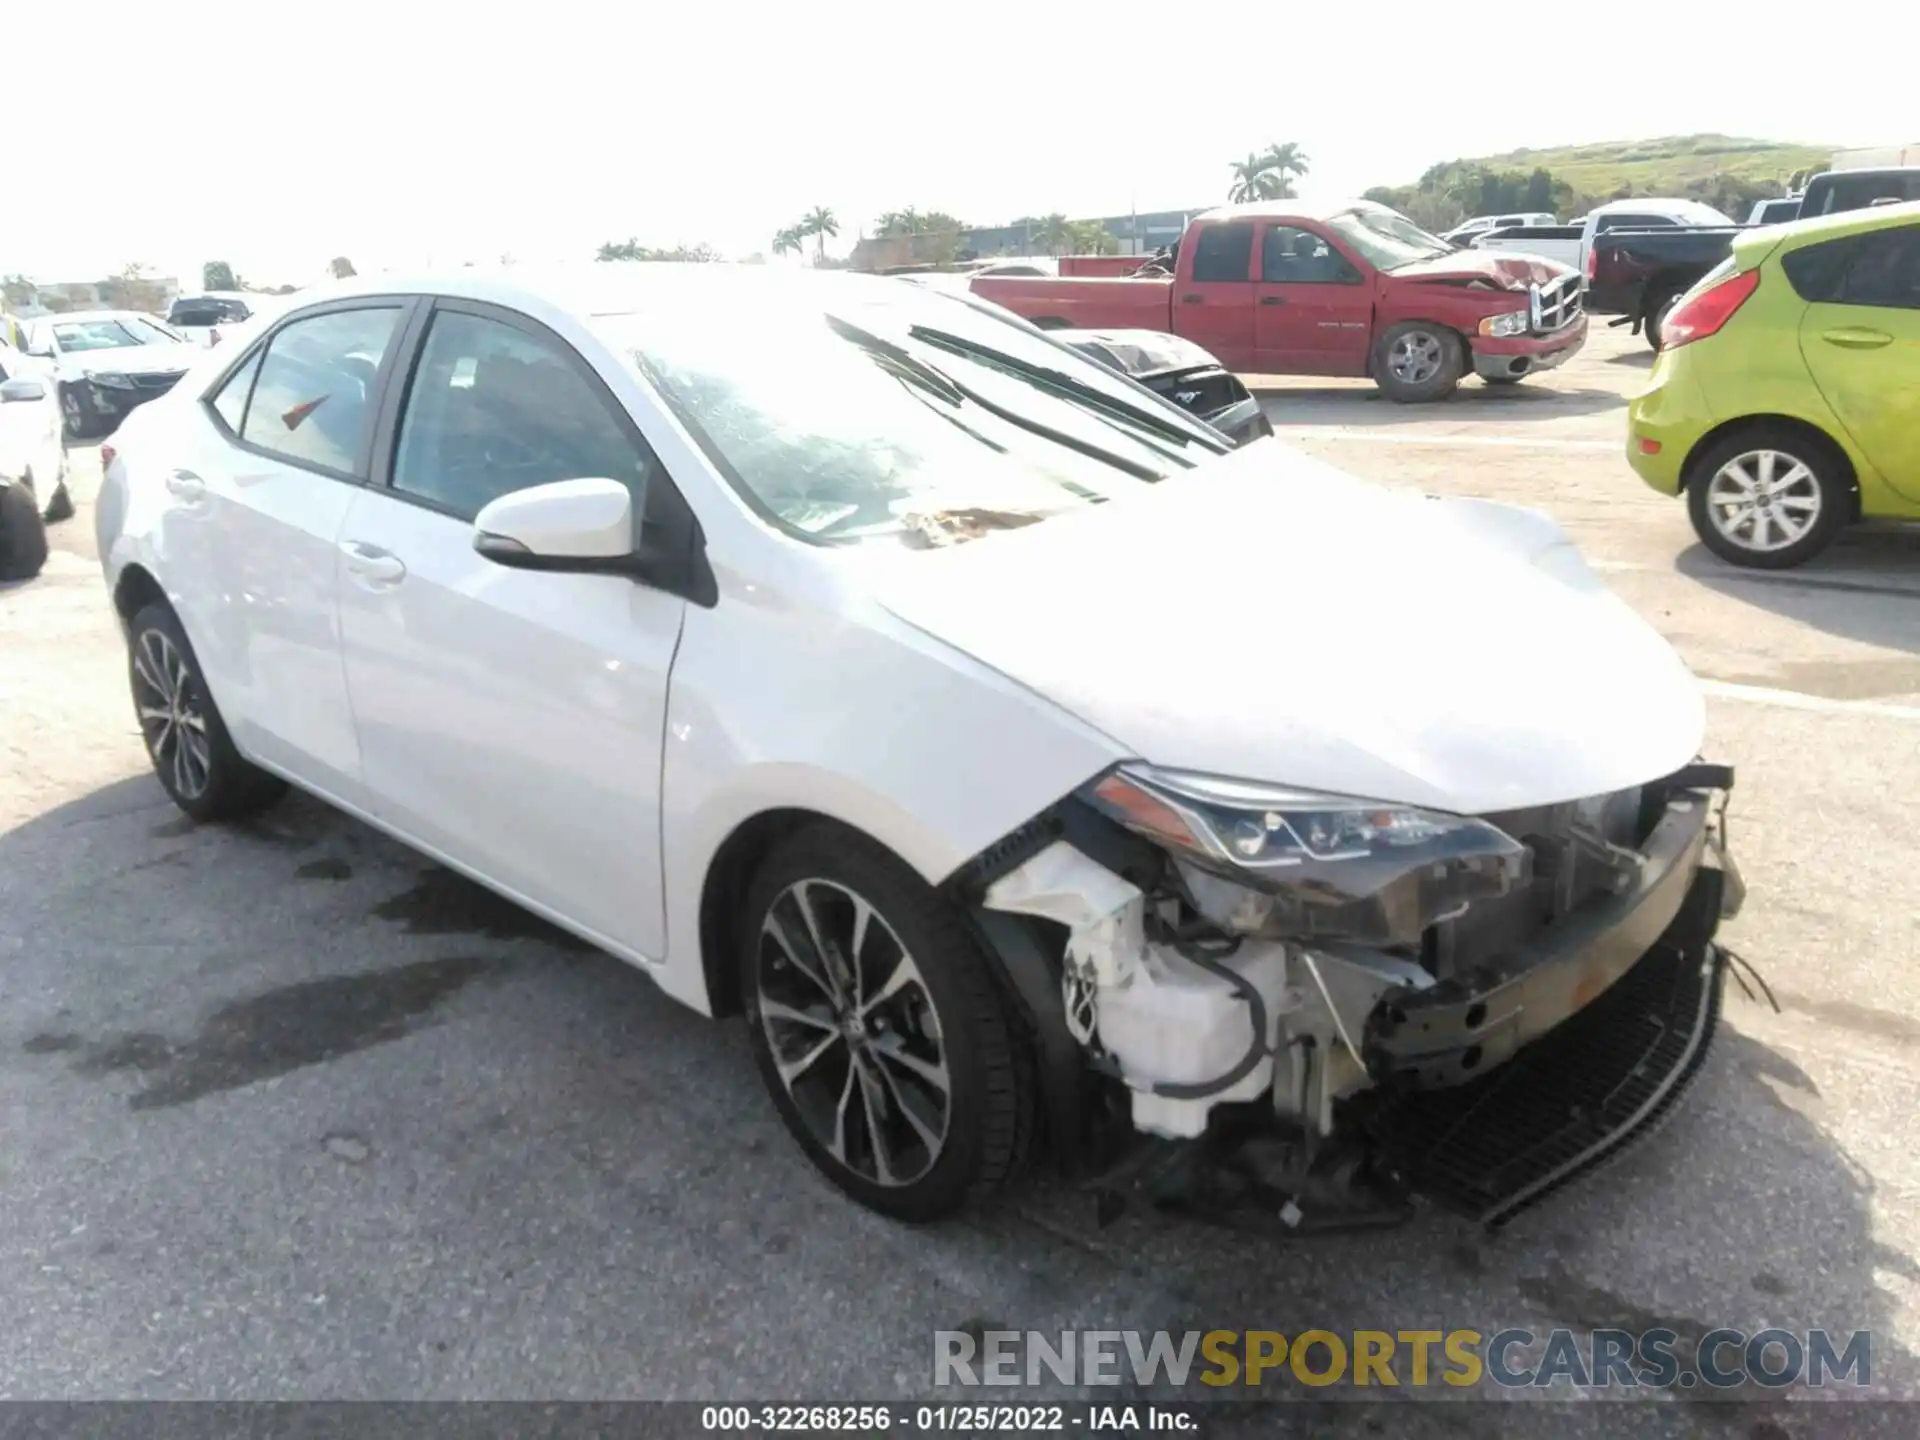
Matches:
[53,316,179,352]
[597,276,1228,550]
[1326,207,1453,270]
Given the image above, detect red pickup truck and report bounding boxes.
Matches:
[971,200,1588,402]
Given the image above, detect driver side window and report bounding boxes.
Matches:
[391,310,653,521]
[1262,226,1360,284]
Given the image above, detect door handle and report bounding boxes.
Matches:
[1181,294,1203,305]
[164,469,206,502]
[338,540,407,587]
[1259,295,1287,306]
[1821,327,1893,350]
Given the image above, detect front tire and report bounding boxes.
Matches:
[44,460,75,523]
[1374,322,1464,402]
[60,384,102,441]
[127,602,288,821]
[740,823,1031,1221]
[1685,427,1848,569]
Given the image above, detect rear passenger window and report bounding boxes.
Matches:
[240,307,402,475]
[208,348,264,434]
[1189,223,1255,283]
[1840,227,1920,309]
[391,309,652,521]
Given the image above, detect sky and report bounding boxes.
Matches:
[9,0,1914,288]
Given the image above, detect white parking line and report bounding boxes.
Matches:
[1701,679,1920,722]
[1275,429,1618,452]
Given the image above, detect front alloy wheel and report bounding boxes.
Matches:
[756,879,951,1189]
[740,824,1030,1221]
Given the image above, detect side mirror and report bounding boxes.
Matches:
[0,378,47,403]
[472,478,636,573]
[23,344,53,360]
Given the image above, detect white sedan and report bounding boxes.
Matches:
[97,266,1740,1225]
[0,338,71,579]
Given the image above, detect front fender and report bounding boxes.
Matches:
[653,591,1125,1015]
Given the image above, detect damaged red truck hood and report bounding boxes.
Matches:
[1389,251,1576,290]
[862,444,1704,817]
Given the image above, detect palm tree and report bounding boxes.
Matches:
[802,206,839,261]
[772,227,804,259]
[1259,142,1310,198]
[1034,213,1071,255]
[1228,142,1312,203]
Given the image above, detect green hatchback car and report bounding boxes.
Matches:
[1627,201,1920,568]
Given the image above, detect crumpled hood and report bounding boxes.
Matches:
[864,445,1704,816]
[73,344,197,378]
[1391,250,1575,291]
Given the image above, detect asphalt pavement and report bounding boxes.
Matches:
[3,325,1917,1435]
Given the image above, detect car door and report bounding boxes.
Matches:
[155,299,414,800]
[1173,221,1256,370]
[1797,222,1920,502]
[0,341,62,489]
[334,299,687,959]
[1251,222,1373,374]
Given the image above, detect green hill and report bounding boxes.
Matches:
[1468,135,1828,198]
[1364,134,1830,230]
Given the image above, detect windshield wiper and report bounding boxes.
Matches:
[905,325,1230,455]
[824,315,1165,482]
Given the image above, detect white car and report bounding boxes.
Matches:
[97,266,1741,1225]
[165,292,280,348]
[1440,212,1557,246]
[21,310,202,440]
[0,339,71,579]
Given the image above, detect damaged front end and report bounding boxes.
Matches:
[961,761,1743,1231]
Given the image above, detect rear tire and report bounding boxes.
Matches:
[739,823,1031,1221]
[0,480,49,581]
[1685,426,1849,570]
[1373,322,1464,402]
[1643,288,1682,351]
[127,602,289,821]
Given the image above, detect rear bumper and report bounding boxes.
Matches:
[1472,315,1588,379]
[1205,396,1273,447]
[70,375,186,425]
[1625,352,1713,494]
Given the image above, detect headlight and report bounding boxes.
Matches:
[1478,310,1530,338]
[88,372,135,388]
[1081,764,1528,945]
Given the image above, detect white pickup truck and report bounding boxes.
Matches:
[1471,198,1735,275]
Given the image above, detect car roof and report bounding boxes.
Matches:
[48,309,156,324]
[1765,197,1920,247]
[295,263,932,324]
[1192,197,1386,225]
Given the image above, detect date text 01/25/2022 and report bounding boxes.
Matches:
[700,1405,1190,1432]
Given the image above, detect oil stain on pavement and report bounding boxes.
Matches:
[371,866,591,951]
[24,954,497,1110]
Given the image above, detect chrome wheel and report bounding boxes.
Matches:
[1387,329,1444,385]
[132,628,212,799]
[755,879,950,1188]
[1704,449,1821,553]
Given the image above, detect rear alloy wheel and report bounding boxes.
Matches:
[1374,322,1464,403]
[741,825,1029,1221]
[1686,430,1847,569]
[127,603,288,821]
